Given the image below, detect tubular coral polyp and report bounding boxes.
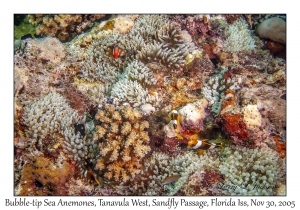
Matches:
[94,103,151,183]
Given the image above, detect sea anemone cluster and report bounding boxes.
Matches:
[14,14,286,196]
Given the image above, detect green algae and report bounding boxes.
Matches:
[14,16,36,40]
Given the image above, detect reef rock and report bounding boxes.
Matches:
[177,99,208,137]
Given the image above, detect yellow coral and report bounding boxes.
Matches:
[112,111,122,121]
[140,121,149,130]
[94,103,151,183]
[96,159,105,170]
[121,122,131,135]
[93,125,107,140]
[106,104,115,114]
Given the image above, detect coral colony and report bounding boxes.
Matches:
[14,14,286,196]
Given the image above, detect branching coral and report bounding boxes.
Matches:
[219,145,285,195]
[93,103,151,183]
[28,14,106,41]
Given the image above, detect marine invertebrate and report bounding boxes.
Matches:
[79,31,125,83]
[110,60,159,107]
[13,14,287,196]
[22,92,85,140]
[256,17,286,44]
[240,84,286,143]
[170,14,217,44]
[14,37,72,105]
[220,113,251,146]
[182,170,223,196]
[28,14,106,41]
[93,103,151,183]
[183,55,215,91]
[21,92,92,168]
[164,99,208,139]
[201,69,241,116]
[116,150,219,195]
[112,15,139,34]
[79,15,170,83]
[137,24,196,69]
[274,136,286,159]
[219,145,285,195]
[224,18,256,52]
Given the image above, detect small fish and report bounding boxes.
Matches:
[162,174,181,185]
[188,139,223,154]
[112,43,121,58]
[35,179,44,188]
[84,170,100,186]
[74,123,85,136]
[168,106,183,140]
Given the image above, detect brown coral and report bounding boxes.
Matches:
[94,103,151,183]
[28,14,106,42]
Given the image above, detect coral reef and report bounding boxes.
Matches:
[21,92,85,140]
[219,145,285,195]
[116,150,220,195]
[256,17,286,44]
[14,16,36,41]
[93,103,151,183]
[224,18,256,52]
[28,14,106,41]
[164,99,208,139]
[14,14,286,196]
[182,170,223,196]
[201,69,241,116]
[110,60,160,107]
[16,156,75,195]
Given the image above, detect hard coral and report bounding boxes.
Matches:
[94,103,151,183]
[256,17,286,44]
[28,14,106,42]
